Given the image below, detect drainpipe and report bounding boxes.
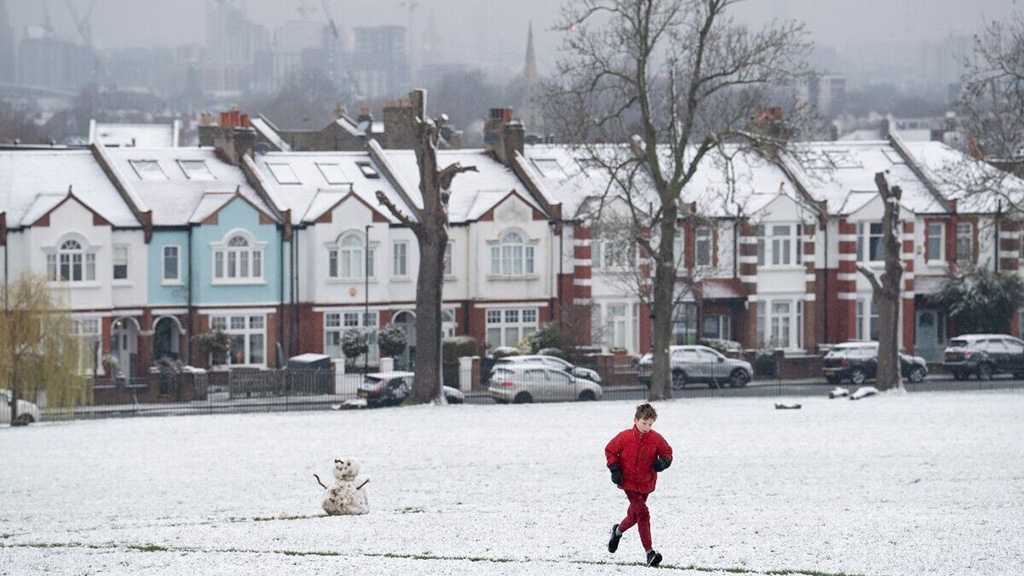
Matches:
[187,226,194,366]
[995,201,1002,273]
[279,228,285,367]
[293,229,300,356]
[823,219,829,344]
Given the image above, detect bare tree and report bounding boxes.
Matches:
[856,174,903,391]
[375,94,477,404]
[545,0,810,399]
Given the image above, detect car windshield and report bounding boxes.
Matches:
[364,376,385,385]
[948,339,969,348]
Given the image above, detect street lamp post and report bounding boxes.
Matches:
[364,224,371,375]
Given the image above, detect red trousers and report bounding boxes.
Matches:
[618,490,652,551]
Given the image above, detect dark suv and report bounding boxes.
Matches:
[943,335,1024,380]
[822,342,928,385]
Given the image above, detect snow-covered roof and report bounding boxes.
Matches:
[902,140,1024,214]
[382,149,545,224]
[89,121,178,148]
[253,151,409,225]
[783,141,946,216]
[0,149,140,228]
[251,116,292,152]
[104,148,277,227]
[523,144,798,220]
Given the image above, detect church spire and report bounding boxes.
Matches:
[524,21,537,83]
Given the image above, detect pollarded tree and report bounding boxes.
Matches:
[0,276,86,421]
[375,91,477,404]
[545,0,811,400]
[856,173,903,391]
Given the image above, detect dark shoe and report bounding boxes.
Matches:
[608,524,622,553]
[646,549,662,567]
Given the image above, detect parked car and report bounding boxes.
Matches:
[492,355,602,383]
[356,372,465,407]
[822,342,928,385]
[637,345,753,389]
[0,389,42,425]
[942,334,1024,380]
[488,364,603,403]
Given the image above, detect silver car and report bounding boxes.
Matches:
[493,355,602,383]
[0,389,42,425]
[638,345,753,389]
[488,365,603,403]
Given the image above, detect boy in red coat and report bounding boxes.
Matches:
[605,403,673,567]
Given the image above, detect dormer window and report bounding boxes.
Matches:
[356,161,380,179]
[129,160,168,181]
[267,162,301,185]
[178,160,216,181]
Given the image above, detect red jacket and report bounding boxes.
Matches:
[605,427,673,494]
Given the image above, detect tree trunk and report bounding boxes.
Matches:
[859,173,904,391]
[411,224,448,403]
[649,207,678,401]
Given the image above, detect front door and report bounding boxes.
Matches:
[111,321,138,378]
[914,310,943,363]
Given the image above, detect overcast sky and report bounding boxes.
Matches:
[5,0,1019,69]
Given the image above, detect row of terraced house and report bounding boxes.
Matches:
[2,95,1023,379]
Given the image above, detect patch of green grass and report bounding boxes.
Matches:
[127,544,170,553]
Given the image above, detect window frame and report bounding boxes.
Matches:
[47,238,97,285]
[210,314,267,367]
[266,162,301,185]
[857,222,886,263]
[324,311,379,363]
[212,231,266,285]
[129,159,168,181]
[488,230,537,278]
[177,159,217,181]
[757,298,805,350]
[955,221,974,266]
[112,244,129,281]
[926,221,945,263]
[757,223,802,268]
[161,244,181,284]
[327,232,376,281]
[392,240,409,278]
[485,308,539,348]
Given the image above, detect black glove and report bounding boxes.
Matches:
[653,456,672,472]
[609,464,623,486]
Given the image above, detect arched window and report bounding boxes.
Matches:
[490,231,535,276]
[213,231,264,282]
[47,238,96,283]
[329,232,374,280]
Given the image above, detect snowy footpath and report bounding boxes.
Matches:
[2,390,1023,576]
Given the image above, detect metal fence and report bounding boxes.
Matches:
[28,364,1024,422]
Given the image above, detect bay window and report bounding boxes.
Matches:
[329,232,375,280]
[47,239,96,284]
[757,298,804,349]
[210,315,266,366]
[325,311,379,363]
[486,308,538,347]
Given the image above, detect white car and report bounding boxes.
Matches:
[492,355,602,383]
[638,345,753,389]
[0,389,42,425]
[488,365,603,404]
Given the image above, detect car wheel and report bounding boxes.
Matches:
[978,363,993,381]
[513,392,533,404]
[952,369,965,381]
[12,413,34,426]
[850,368,867,386]
[577,390,596,401]
[729,370,750,388]
[671,370,687,390]
[908,367,926,384]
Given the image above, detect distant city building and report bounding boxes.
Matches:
[351,26,409,100]
[802,74,847,119]
[0,0,14,84]
[17,28,97,93]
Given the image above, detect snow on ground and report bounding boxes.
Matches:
[2,390,1023,576]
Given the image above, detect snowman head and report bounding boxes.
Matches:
[333,458,360,481]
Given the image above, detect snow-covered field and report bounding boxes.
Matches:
[2,390,1023,576]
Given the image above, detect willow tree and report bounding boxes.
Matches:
[376,94,477,404]
[545,0,810,400]
[0,276,86,421]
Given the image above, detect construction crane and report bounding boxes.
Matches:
[321,0,339,40]
[64,0,97,48]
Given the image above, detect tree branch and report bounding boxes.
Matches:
[375,190,419,231]
[438,163,479,191]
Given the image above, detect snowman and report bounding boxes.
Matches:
[316,458,370,516]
